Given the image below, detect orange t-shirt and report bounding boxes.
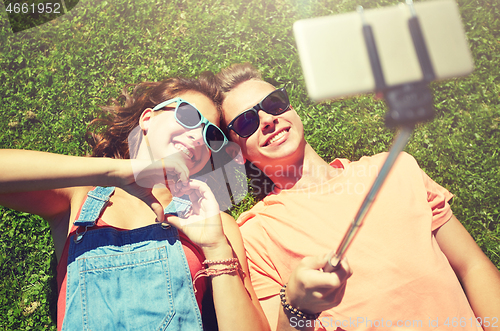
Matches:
[238,152,480,330]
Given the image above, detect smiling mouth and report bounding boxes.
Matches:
[264,128,289,146]
[174,143,194,160]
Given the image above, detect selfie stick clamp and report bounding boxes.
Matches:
[325,0,436,272]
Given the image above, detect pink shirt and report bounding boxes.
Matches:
[238,153,480,330]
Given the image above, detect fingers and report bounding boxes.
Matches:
[298,256,351,288]
[320,258,352,287]
[130,155,190,190]
[175,179,220,218]
[163,214,182,229]
[322,279,347,304]
[141,192,164,223]
[300,254,331,271]
[338,259,352,279]
[175,179,217,203]
[286,255,352,313]
[163,156,190,184]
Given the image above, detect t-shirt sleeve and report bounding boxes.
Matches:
[420,169,454,231]
[245,251,283,300]
[238,212,284,300]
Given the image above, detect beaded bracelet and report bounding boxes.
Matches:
[280,284,321,320]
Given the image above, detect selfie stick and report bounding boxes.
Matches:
[324,0,436,272]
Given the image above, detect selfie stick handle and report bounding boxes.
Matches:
[324,126,413,272]
[324,1,434,272]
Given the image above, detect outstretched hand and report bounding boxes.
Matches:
[116,157,226,249]
[116,155,191,223]
[285,255,352,315]
[165,179,227,250]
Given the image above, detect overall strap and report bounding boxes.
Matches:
[164,195,192,218]
[74,187,190,242]
[73,186,115,243]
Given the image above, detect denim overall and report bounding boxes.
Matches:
[62,186,203,331]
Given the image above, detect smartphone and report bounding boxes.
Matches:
[293,0,474,101]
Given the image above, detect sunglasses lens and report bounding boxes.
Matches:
[233,110,260,137]
[261,90,289,115]
[205,125,226,151]
[176,102,202,127]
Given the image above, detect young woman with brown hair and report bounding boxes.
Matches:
[0,73,270,331]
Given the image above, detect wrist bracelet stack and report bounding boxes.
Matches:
[280,284,321,320]
[192,258,240,293]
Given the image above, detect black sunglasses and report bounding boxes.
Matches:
[227,88,290,138]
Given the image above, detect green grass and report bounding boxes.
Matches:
[1,0,499,328]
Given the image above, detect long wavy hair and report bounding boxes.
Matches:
[86,73,222,159]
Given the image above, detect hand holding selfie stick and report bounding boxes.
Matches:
[324,0,436,272]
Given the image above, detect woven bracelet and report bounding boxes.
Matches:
[203,257,238,266]
[192,262,240,294]
[280,284,321,320]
